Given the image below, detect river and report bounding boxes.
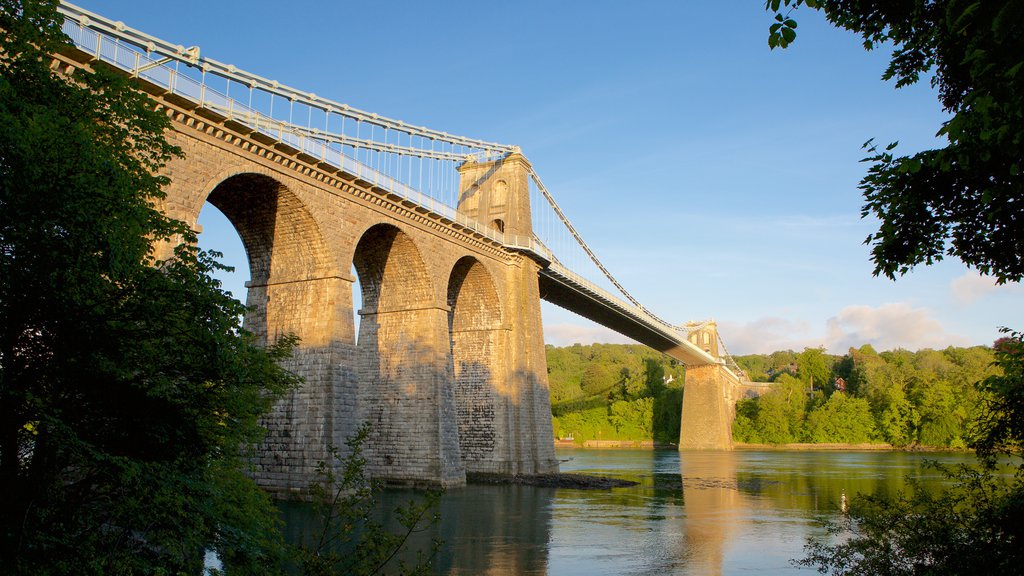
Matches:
[281,448,984,575]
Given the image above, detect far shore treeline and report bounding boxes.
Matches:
[547,343,998,448]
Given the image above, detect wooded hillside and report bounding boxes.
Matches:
[547,343,997,448]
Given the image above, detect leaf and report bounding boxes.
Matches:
[781,26,796,43]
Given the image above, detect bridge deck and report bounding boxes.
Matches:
[537,266,721,367]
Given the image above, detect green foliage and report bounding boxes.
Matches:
[973,330,1024,461]
[652,387,683,444]
[802,393,875,443]
[547,344,684,443]
[580,362,620,396]
[799,464,1024,575]
[732,398,761,443]
[734,345,995,447]
[0,2,299,572]
[763,3,1024,571]
[797,347,830,389]
[735,350,798,382]
[766,0,1024,283]
[753,374,809,444]
[293,423,442,576]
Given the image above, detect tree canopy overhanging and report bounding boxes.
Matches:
[768,0,1024,283]
[0,1,299,572]
[765,1,1024,573]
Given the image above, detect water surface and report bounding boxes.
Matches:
[288,448,983,575]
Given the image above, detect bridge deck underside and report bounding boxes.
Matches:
[538,274,711,366]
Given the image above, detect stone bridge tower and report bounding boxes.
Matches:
[453,151,557,476]
[679,321,734,450]
[456,151,532,239]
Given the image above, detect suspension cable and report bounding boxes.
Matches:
[527,168,678,330]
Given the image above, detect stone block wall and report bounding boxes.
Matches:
[151,97,558,491]
[679,364,734,450]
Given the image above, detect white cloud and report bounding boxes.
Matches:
[543,323,637,347]
[719,303,969,355]
[950,272,1021,305]
[716,317,819,355]
[822,303,968,353]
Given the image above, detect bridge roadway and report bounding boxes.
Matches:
[56,2,743,491]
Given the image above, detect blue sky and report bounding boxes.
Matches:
[77,0,1022,355]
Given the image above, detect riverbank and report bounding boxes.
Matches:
[735,442,895,451]
[556,440,965,452]
[555,439,677,449]
[467,472,638,489]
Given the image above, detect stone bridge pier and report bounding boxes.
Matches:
[679,322,736,450]
[150,93,557,493]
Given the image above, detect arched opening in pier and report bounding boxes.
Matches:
[196,204,248,304]
[200,173,330,346]
[352,224,437,474]
[447,256,503,468]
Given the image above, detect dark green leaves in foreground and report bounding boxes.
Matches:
[0,1,298,573]
[766,0,1024,284]
[295,424,443,576]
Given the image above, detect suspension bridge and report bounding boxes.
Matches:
[55,2,751,490]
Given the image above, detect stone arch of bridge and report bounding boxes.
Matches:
[190,169,352,494]
[201,171,332,345]
[351,223,463,484]
[351,223,433,317]
[446,256,505,470]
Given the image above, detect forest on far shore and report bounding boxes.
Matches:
[547,342,999,448]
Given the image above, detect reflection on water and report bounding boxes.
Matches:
[280,449,983,575]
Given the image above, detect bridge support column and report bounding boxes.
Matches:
[679,364,734,450]
[248,274,360,496]
[357,304,465,487]
[500,257,559,475]
[456,152,558,476]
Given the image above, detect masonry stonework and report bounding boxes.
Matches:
[145,90,558,491]
[679,364,735,450]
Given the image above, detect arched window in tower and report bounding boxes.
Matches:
[461,183,481,213]
[490,219,505,233]
[702,332,711,345]
[492,179,508,209]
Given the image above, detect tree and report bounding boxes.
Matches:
[768,0,1024,283]
[802,392,875,443]
[752,374,808,444]
[797,346,830,391]
[732,398,762,443]
[580,362,619,396]
[764,1,1024,571]
[295,424,442,576]
[0,1,299,572]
